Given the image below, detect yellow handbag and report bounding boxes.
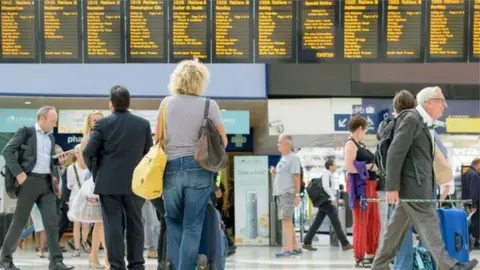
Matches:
[132,99,168,200]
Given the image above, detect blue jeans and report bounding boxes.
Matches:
[388,205,414,270]
[20,225,35,240]
[163,156,214,270]
[143,200,159,249]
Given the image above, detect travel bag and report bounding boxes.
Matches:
[437,208,470,263]
[198,202,228,270]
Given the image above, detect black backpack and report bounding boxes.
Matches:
[0,126,35,199]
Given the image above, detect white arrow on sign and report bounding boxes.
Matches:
[338,118,347,128]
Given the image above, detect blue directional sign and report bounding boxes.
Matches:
[360,109,390,135]
[334,114,351,131]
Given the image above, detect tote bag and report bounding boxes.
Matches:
[132,99,168,200]
[433,144,453,185]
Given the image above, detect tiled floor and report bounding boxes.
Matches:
[9,236,480,269]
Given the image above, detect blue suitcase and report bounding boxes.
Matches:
[437,208,470,263]
[198,202,228,270]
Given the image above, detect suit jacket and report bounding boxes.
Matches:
[2,126,60,189]
[465,168,480,208]
[83,111,153,195]
[386,109,435,200]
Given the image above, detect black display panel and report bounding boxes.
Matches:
[382,0,424,62]
[40,0,82,63]
[169,0,210,63]
[341,0,382,61]
[126,0,167,63]
[0,0,39,63]
[426,0,468,62]
[470,0,480,61]
[255,0,296,63]
[83,0,125,63]
[212,0,253,63]
[298,0,340,62]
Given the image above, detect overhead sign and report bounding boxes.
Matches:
[333,114,351,132]
[0,109,37,133]
[54,133,83,151]
[226,130,254,152]
[221,110,250,135]
[334,110,389,134]
[446,117,480,134]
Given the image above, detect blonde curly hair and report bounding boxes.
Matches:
[168,59,210,96]
[82,110,104,140]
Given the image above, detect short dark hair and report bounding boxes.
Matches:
[37,106,56,120]
[325,159,335,170]
[110,85,130,112]
[393,90,417,113]
[348,115,368,133]
[472,158,480,167]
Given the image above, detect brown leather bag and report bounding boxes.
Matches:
[433,144,453,185]
[195,98,228,172]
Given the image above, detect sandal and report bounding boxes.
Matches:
[82,241,92,253]
[355,258,372,268]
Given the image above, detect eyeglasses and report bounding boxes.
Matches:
[428,98,447,105]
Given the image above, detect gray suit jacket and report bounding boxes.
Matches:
[2,126,59,184]
[386,109,435,200]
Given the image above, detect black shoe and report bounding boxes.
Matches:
[0,261,20,270]
[48,262,74,270]
[451,259,479,270]
[302,244,317,251]
[59,245,67,253]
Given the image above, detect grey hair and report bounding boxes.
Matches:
[416,86,442,107]
[279,134,294,148]
[37,106,56,120]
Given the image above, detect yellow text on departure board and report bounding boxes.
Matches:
[129,0,164,58]
[1,0,36,58]
[473,0,480,57]
[171,0,208,60]
[386,0,422,57]
[86,0,122,57]
[429,0,465,57]
[215,0,251,58]
[343,0,379,59]
[301,0,336,59]
[44,0,79,58]
[257,0,293,59]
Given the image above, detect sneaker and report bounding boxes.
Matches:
[147,249,158,259]
[302,244,317,251]
[342,243,353,251]
[196,254,208,270]
[37,249,45,258]
[292,248,303,255]
[275,251,293,258]
[72,249,81,257]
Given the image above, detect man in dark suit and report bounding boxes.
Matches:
[465,158,480,249]
[0,106,74,270]
[371,87,478,270]
[83,85,153,270]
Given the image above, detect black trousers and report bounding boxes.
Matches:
[57,200,70,240]
[471,210,480,243]
[303,202,349,246]
[151,198,166,265]
[99,194,145,270]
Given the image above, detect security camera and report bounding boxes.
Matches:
[268,120,284,134]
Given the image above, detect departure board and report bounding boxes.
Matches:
[383,0,424,61]
[40,0,82,63]
[127,0,167,63]
[470,0,480,61]
[169,0,210,63]
[84,0,124,63]
[0,0,38,62]
[255,0,296,63]
[342,0,381,61]
[213,0,253,63]
[298,0,339,62]
[427,0,467,61]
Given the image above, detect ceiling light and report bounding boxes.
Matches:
[221,109,226,112]
[24,101,31,105]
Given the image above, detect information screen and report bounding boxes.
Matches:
[84,0,124,63]
[383,0,424,61]
[341,0,381,61]
[169,0,210,63]
[0,0,38,62]
[213,0,253,63]
[427,0,467,61]
[127,0,167,63]
[255,0,296,63]
[41,0,82,63]
[470,0,480,61]
[298,0,339,62]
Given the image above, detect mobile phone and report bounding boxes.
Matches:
[52,149,76,159]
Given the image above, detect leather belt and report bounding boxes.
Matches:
[28,172,51,179]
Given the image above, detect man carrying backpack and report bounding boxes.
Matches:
[371,87,478,270]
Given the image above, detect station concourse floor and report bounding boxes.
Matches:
[11,235,480,270]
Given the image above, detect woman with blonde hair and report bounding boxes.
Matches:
[80,110,109,269]
[151,59,228,270]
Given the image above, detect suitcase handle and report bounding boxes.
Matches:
[455,232,464,252]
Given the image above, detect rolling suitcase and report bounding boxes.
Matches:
[437,208,470,263]
[198,202,228,270]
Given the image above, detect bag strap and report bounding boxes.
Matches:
[203,98,210,119]
[155,98,168,148]
[72,164,82,188]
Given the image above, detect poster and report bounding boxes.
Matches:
[234,156,269,246]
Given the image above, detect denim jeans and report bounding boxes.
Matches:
[163,156,214,270]
[20,225,35,240]
[142,200,159,250]
[388,205,414,270]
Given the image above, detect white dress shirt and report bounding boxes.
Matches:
[321,170,337,201]
[31,123,52,174]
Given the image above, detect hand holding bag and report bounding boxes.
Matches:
[132,98,168,200]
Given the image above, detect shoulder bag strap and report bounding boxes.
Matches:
[155,98,168,148]
[203,98,210,119]
[72,164,82,188]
